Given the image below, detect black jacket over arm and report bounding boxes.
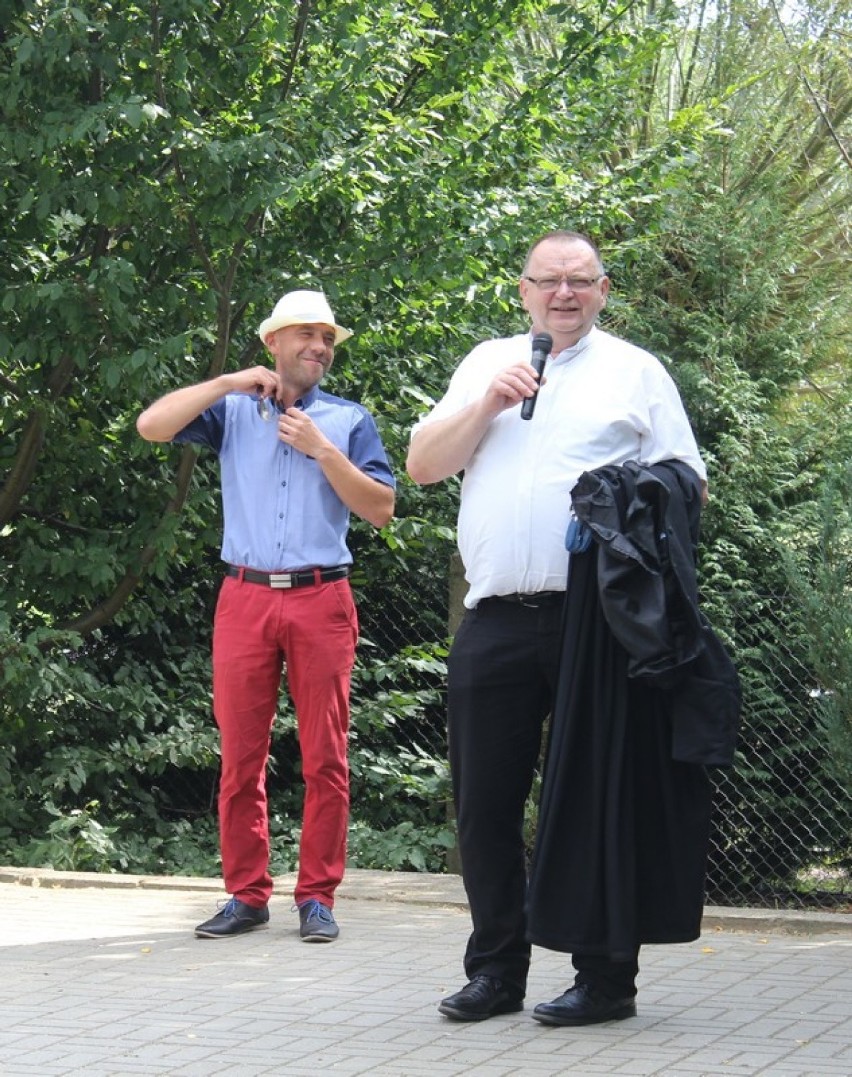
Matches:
[526,460,740,959]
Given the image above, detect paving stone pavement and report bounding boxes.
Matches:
[1,867,850,1077]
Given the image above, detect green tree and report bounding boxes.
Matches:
[602,0,852,898]
[1,0,714,872]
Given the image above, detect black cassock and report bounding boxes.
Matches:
[526,461,739,961]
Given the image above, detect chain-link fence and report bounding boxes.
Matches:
[164,548,851,913]
[352,552,851,912]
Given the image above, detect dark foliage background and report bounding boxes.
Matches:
[1,0,850,907]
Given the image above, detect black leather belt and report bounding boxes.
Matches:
[486,591,564,608]
[226,565,350,590]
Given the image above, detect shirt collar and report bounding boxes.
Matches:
[526,324,597,363]
[552,325,597,363]
[295,385,320,409]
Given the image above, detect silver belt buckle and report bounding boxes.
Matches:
[268,573,294,589]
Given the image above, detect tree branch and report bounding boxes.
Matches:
[0,352,77,528]
[768,0,852,172]
[281,0,312,101]
[51,445,199,639]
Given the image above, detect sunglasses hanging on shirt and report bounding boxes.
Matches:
[256,396,285,422]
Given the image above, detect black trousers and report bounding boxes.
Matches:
[447,597,640,998]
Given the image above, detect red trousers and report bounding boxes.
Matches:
[211,573,358,908]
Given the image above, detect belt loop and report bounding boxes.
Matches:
[237,567,246,583]
[313,568,322,585]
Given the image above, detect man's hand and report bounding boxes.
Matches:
[277,408,331,459]
[137,367,280,443]
[407,361,545,485]
[483,362,545,417]
[277,408,394,527]
[227,366,282,401]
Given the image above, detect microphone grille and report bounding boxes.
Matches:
[532,332,553,352]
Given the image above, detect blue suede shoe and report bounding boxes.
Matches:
[297,899,339,942]
[195,897,269,938]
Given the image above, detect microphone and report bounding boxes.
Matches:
[520,332,552,420]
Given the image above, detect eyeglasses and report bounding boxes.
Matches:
[523,275,602,292]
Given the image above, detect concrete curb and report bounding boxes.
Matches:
[2,864,850,936]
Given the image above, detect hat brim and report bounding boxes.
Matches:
[258,315,352,345]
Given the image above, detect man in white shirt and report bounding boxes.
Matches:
[407,230,706,1025]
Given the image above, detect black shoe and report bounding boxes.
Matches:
[532,983,637,1026]
[194,897,269,938]
[438,975,524,1022]
[297,899,340,942]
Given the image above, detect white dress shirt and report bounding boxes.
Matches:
[412,326,706,608]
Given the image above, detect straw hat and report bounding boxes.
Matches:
[258,290,352,344]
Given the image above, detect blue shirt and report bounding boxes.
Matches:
[173,386,395,572]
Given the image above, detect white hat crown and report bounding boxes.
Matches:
[258,290,352,344]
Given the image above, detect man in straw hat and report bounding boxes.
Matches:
[137,290,395,942]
